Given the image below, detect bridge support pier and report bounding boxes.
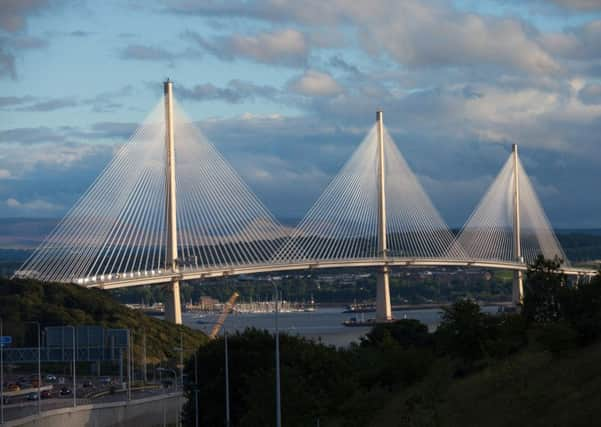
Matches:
[164,279,182,325]
[376,267,392,322]
[512,271,523,307]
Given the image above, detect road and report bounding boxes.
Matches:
[2,385,170,422]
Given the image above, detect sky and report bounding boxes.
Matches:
[0,0,600,228]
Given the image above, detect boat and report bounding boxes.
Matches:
[342,316,376,327]
[342,303,376,313]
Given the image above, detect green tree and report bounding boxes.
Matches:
[435,299,488,362]
[522,255,567,323]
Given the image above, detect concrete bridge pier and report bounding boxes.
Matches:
[164,279,182,325]
[376,267,392,322]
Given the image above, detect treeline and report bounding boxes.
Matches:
[110,270,512,307]
[182,256,601,426]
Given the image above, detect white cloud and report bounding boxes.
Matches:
[171,0,560,74]
[185,28,309,67]
[289,70,343,96]
[5,197,62,212]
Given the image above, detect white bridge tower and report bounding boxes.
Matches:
[163,79,182,324]
[376,111,392,322]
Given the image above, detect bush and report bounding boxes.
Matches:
[360,319,433,349]
[535,321,579,357]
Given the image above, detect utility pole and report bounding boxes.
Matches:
[512,144,524,306]
[164,79,182,325]
[375,111,392,322]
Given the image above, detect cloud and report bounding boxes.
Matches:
[119,44,176,61]
[541,20,601,62]
[0,95,35,108]
[184,28,309,67]
[328,55,361,75]
[288,70,343,96]
[17,97,77,112]
[81,85,134,113]
[579,83,601,105]
[0,126,67,144]
[0,0,50,32]
[5,197,62,212]
[176,80,279,103]
[0,35,48,79]
[69,30,90,37]
[0,48,16,79]
[547,0,601,11]
[169,0,559,74]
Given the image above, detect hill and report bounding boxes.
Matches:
[372,341,601,427]
[0,278,207,363]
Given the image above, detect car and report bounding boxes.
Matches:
[45,374,57,382]
[27,392,39,401]
[41,390,52,399]
[98,376,112,385]
[7,383,20,392]
[82,380,94,388]
[59,387,72,396]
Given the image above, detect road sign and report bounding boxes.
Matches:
[0,336,12,347]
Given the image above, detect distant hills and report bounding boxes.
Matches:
[1,217,600,262]
[0,218,58,249]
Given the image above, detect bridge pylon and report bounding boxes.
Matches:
[512,144,523,307]
[375,111,392,322]
[163,79,182,324]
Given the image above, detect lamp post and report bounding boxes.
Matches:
[25,322,41,416]
[127,330,132,401]
[224,329,230,427]
[1,317,4,426]
[157,368,178,426]
[66,326,77,408]
[271,279,282,427]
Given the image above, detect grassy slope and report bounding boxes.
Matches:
[371,344,601,427]
[0,278,208,363]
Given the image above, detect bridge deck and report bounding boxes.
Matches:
[85,258,597,290]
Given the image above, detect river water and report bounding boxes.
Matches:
[182,306,499,347]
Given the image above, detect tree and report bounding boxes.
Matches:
[435,299,488,361]
[522,255,567,324]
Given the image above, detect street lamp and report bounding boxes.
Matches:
[1,317,4,426]
[127,330,132,401]
[157,368,178,426]
[25,321,41,417]
[224,329,230,427]
[66,326,77,408]
[271,279,282,427]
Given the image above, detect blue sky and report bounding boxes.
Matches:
[1,0,601,228]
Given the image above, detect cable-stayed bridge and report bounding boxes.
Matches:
[14,81,596,324]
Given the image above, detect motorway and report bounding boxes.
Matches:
[2,382,173,422]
